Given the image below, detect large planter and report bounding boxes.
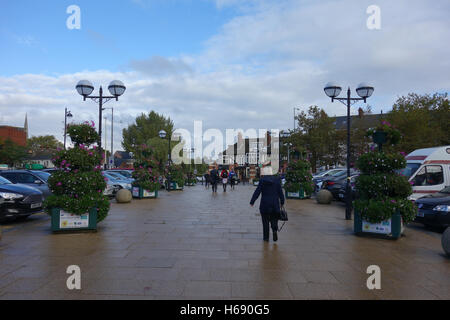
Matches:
[285,189,308,199]
[354,210,403,240]
[132,186,158,199]
[50,208,97,233]
[166,181,183,191]
[253,180,259,186]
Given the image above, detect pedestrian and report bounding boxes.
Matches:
[204,172,210,189]
[250,164,285,242]
[210,164,219,193]
[220,168,229,192]
[229,169,236,190]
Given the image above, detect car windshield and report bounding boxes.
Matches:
[0,176,12,185]
[331,170,346,177]
[396,163,421,179]
[439,186,450,194]
[32,171,50,182]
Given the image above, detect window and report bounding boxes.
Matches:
[17,173,37,184]
[1,173,18,183]
[412,165,444,186]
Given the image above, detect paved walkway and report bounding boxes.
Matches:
[0,184,449,299]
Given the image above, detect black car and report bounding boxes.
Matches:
[414,186,450,229]
[0,170,52,199]
[0,175,44,222]
[321,169,359,200]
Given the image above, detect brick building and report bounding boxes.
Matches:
[0,114,28,147]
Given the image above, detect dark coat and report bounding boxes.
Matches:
[250,175,285,214]
[210,169,219,183]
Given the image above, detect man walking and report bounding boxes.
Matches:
[210,164,219,193]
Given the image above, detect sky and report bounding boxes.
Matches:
[0,0,449,153]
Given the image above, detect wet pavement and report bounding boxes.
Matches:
[0,184,449,300]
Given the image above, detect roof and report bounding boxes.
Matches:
[332,114,383,130]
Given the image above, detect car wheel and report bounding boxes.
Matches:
[16,215,31,221]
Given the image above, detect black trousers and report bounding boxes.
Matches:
[260,212,279,240]
[211,182,217,192]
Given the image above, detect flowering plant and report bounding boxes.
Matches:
[284,159,314,194]
[355,151,416,224]
[131,144,160,191]
[67,121,99,146]
[366,120,402,146]
[44,123,109,222]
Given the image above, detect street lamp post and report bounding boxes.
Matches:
[75,80,125,160]
[159,130,171,192]
[324,82,374,220]
[64,108,73,150]
[104,107,114,168]
[293,107,301,132]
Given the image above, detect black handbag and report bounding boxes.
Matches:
[278,205,288,232]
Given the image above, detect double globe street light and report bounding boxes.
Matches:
[324,82,374,220]
[159,129,172,192]
[75,80,126,159]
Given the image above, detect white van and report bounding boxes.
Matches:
[407,146,450,201]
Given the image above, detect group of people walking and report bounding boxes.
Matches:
[204,165,238,192]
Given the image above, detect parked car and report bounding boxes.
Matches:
[104,171,134,183]
[42,168,59,174]
[313,168,346,192]
[0,175,44,222]
[414,186,450,229]
[106,169,134,179]
[0,170,52,199]
[101,172,132,192]
[337,175,359,202]
[321,170,359,200]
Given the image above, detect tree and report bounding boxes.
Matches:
[386,93,450,153]
[27,135,63,154]
[292,106,339,172]
[122,111,174,153]
[0,138,28,167]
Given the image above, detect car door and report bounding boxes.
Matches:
[410,165,446,200]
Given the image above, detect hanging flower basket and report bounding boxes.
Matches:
[372,131,387,145]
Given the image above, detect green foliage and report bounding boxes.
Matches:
[122,111,174,153]
[290,106,338,172]
[67,121,99,146]
[386,92,449,153]
[167,165,185,187]
[284,159,314,194]
[131,144,160,192]
[356,152,406,174]
[355,149,416,224]
[27,135,63,153]
[0,138,27,166]
[44,123,109,222]
[366,120,402,146]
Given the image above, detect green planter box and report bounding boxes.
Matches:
[285,189,308,199]
[253,180,259,186]
[354,210,403,240]
[166,181,184,190]
[132,186,158,199]
[50,208,97,233]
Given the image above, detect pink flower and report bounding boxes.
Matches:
[57,182,62,186]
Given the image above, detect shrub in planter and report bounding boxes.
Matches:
[167,165,185,189]
[366,120,402,147]
[354,126,417,237]
[284,159,314,198]
[185,174,197,186]
[44,122,110,225]
[131,144,160,197]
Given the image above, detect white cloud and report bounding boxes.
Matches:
[1,0,449,153]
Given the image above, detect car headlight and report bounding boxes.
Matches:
[433,205,450,213]
[0,192,24,200]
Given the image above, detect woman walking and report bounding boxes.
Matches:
[250,165,285,242]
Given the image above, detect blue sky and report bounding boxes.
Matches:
[0,0,449,153]
[0,0,237,75]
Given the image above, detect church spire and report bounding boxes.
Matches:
[24,113,28,139]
